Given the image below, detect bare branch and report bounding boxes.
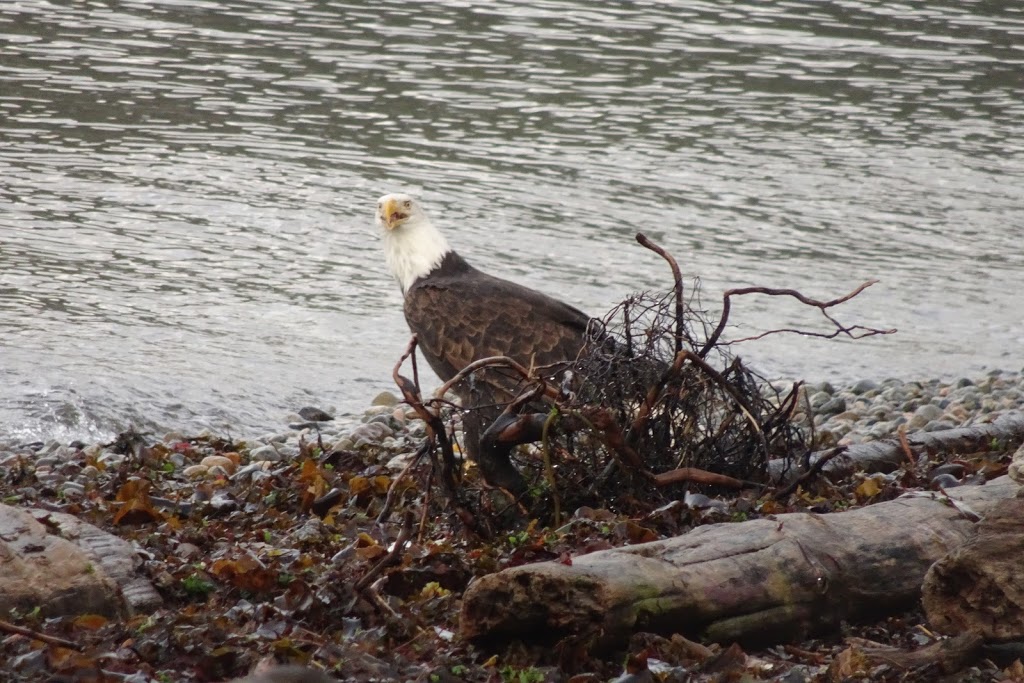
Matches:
[772,446,848,500]
[433,355,555,401]
[0,619,83,651]
[355,510,414,592]
[652,467,750,489]
[701,280,895,354]
[636,233,684,357]
[376,441,429,527]
[392,336,491,539]
[540,409,562,526]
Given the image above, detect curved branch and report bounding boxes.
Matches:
[392,338,451,482]
[540,408,562,526]
[652,467,750,489]
[434,355,545,400]
[636,233,684,357]
[700,280,894,356]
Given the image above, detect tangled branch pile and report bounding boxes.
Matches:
[577,291,806,480]
[393,234,893,532]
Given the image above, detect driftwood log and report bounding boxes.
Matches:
[0,505,161,619]
[460,476,1018,648]
[923,495,1024,640]
[770,411,1024,482]
[779,411,1024,481]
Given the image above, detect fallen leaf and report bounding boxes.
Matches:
[112,479,163,525]
[72,614,108,630]
[856,477,882,499]
[827,646,869,682]
[211,555,278,593]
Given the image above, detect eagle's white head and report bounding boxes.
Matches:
[377,193,452,294]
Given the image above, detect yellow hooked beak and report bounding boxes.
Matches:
[381,197,409,230]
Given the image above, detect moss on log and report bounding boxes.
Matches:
[460,477,1018,648]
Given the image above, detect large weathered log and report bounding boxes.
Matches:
[26,508,163,614]
[0,505,161,618]
[922,496,1024,639]
[460,477,1018,648]
[770,411,1024,482]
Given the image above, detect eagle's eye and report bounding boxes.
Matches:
[404,201,411,208]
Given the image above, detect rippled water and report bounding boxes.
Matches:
[2,0,1023,441]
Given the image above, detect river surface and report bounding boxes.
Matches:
[2,0,1023,442]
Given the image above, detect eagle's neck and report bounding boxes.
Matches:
[383,216,452,294]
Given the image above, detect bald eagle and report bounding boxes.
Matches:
[377,193,594,491]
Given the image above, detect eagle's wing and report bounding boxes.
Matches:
[403,269,592,388]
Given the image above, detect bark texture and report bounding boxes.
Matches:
[0,505,161,618]
[771,412,1024,482]
[923,495,1024,639]
[460,477,1018,647]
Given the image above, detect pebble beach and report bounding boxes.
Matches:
[4,370,1023,497]
[2,370,1023,683]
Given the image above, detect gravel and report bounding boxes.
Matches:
[2,371,1023,497]
[804,370,1024,447]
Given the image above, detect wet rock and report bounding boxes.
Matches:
[97,450,125,468]
[930,473,962,489]
[907,415,928,430]
[386,452,418,471]
[818,397,846,415]
[362,405,394,420]
[0,451,21,467]
[391,407,407,427]
[298,407,334,422]
[289,517,327,545]
[183,464,209,478]
[808,391,832,410]
[372,391,399,407]
[924,419,957,432]
[349,422,393,448]
[914,404,945,422]
[40,440,62,456]
[233,461,275,481]
[850,379,879,395]
[60,482,86,498]
[34,456,60,469]
[176,542,202,560]
[331,436,355,451]
[201,454,237,475]
[867,421,895,440]
[367,413,395,428]
[879,386,905,402]
[250,444,285,462]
